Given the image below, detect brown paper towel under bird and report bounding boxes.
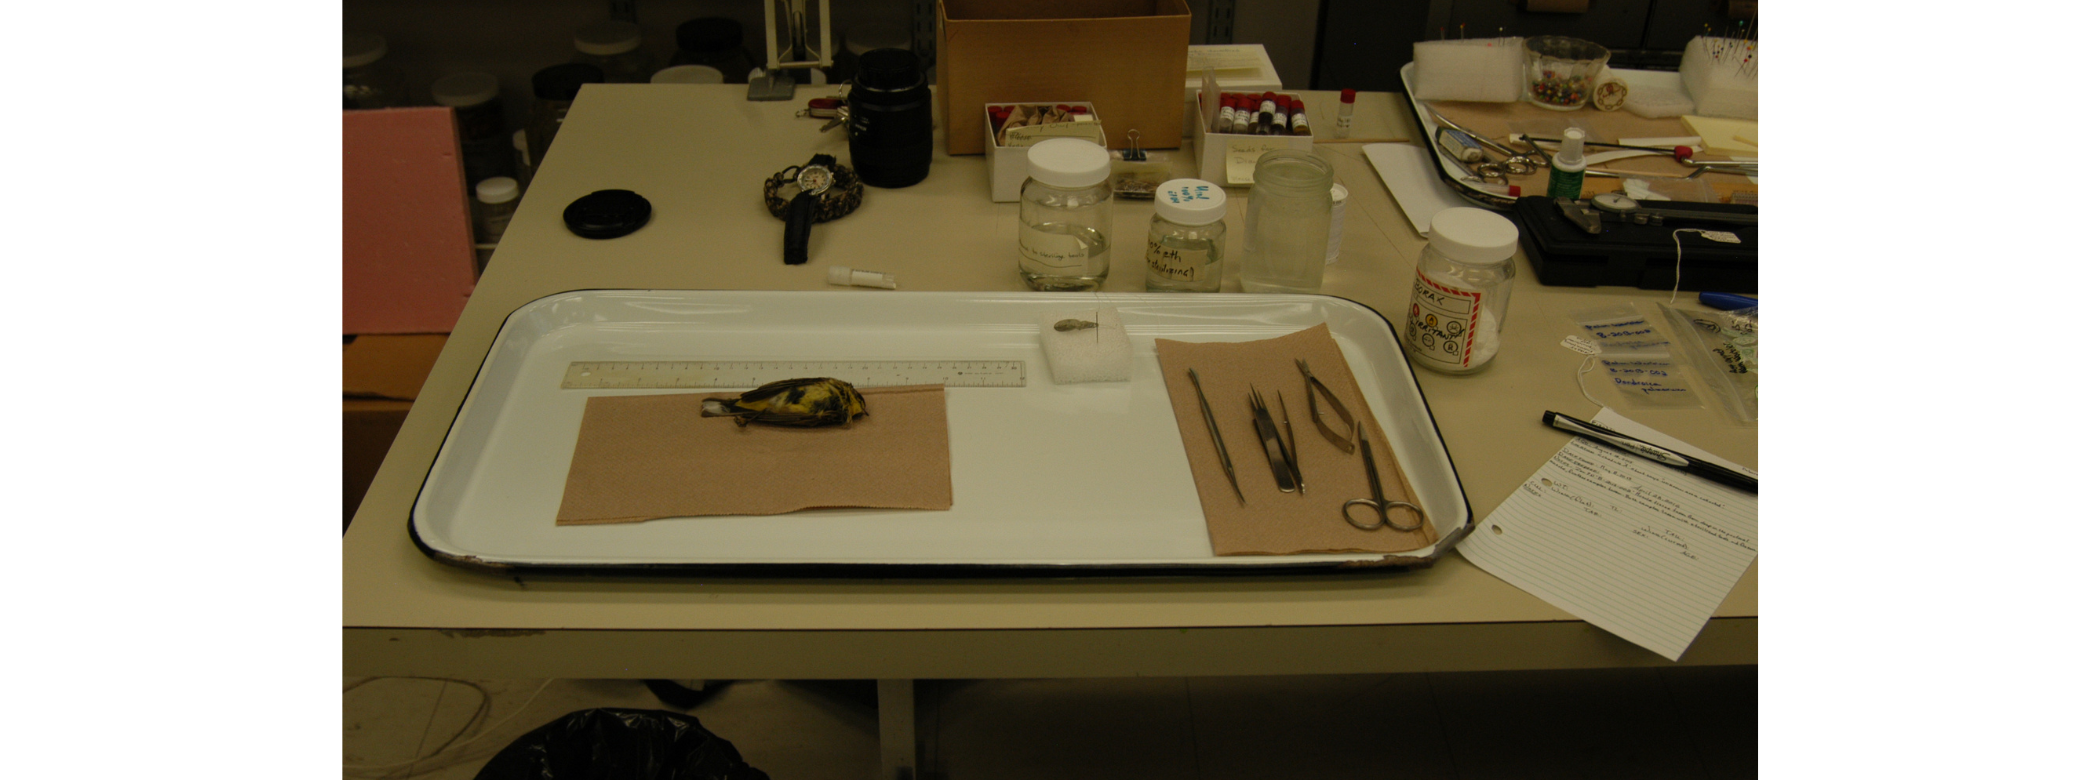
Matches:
[700,377,869,427]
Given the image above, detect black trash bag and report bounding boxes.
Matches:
[473,708,770,780]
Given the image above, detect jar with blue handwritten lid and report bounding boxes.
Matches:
[1145,179,1227,292]
[1404,208,1519,374]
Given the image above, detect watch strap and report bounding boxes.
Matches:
[783,191,816,265]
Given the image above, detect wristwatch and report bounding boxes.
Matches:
[763,154,864,265]
[783,154,835,265]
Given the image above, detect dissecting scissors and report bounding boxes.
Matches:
[1342,422,1425,532]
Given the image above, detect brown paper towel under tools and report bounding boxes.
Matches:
[1156,325,1437,555]
[556,384,952,525]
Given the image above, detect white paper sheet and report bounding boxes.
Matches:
[1363,143,1483,236]
[1457,408,1757,660]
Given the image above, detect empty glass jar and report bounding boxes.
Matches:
[1238,150,1334,294]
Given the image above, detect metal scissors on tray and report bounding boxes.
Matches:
[1342,422,1425,532]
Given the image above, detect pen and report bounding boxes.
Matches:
[1541,411,1757,494]
[1698,292,1757,310]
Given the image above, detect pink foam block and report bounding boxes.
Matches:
[343,107,477,334]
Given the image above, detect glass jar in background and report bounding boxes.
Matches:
[1238,150,1334,294]
[344,34,406,109]
[846,48,932,188]
[432,72,513,185]
[1018,138,1114,291]
[1523,36,1610,111]
[526,63,604,167]
[574,21,653,84]
[670,17,759,84]
[1145,179,1228,293]
[651,65,726,84]
[1403,208,1520,374]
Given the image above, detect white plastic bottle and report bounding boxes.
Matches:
[1018,138,1114,291]
[1404,208,1520,374]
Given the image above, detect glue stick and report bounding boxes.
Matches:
[1547,127,1586,199]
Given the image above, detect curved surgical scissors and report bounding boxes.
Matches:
[1342,422,1425,532]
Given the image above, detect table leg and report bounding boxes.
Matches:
[877,678,917,780]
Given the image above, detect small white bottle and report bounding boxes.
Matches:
[1547,127,1587,199]
[471,177,520,275]
[1145,179,1228,292]
[1404,208,1520,375]
[473,177,520,244]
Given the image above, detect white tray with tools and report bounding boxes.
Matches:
[410,290,1474,575]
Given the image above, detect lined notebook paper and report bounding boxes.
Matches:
[1458,409,1757,660]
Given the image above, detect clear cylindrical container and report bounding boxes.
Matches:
[1018,138,1114,291]
[574,21,654,84]
[432,72,513,184]
[1523,36,1610,111]
[343,34,406,109]
[670,17,759,84]
[1145,179,1228,292]
[1404,208,1520,374]
[1239,150,1334,294]
[526,63,604,168]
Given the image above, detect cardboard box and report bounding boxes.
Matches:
[343,334,447,528]
[1182,44,1282,137]
[937,0,1191,156]
[1193,81,1314,186]
[985,102,1106,202]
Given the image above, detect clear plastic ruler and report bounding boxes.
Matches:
[560,360,1027,389]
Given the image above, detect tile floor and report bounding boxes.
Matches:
[343,666,1755,779]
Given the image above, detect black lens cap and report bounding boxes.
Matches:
[563,189,652,239]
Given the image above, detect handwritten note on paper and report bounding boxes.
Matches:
[1457,409,1757,660]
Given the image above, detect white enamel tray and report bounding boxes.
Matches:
[411,290,1474,575]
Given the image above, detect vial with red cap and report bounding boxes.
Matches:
[1336,89,1357,139]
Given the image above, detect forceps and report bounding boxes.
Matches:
[1342,422,1425,532]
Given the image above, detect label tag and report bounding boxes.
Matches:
[1405,272,1485,369]
[1698,230,1742,244]
[1224,138,1272,185]
[1560,335,1601,355]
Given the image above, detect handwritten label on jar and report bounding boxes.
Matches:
[1405,272,1484,369]
[1019,225,1095,270]
[1145,240,1198,282]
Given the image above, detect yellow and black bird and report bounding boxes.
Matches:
[700,377,868,428]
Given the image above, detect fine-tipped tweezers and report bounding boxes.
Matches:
[1188,369,1244,505]
[1249,387,1299,493]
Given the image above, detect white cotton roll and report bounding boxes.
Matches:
[1039,307,1131,384]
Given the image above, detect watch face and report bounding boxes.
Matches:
[795,165,834,196]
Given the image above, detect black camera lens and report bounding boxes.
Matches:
[847,48,932,188]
